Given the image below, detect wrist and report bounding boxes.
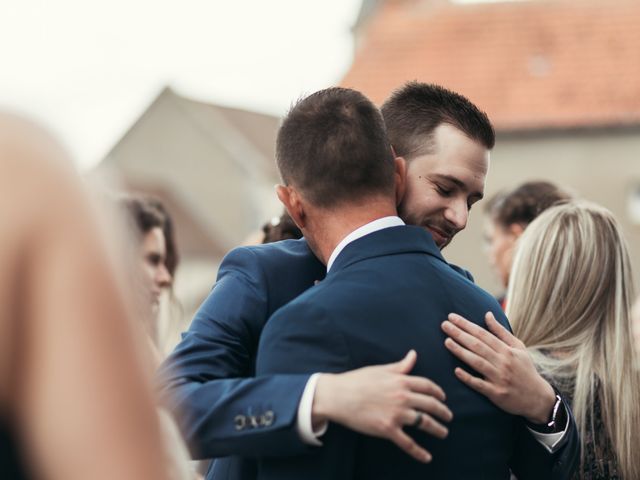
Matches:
[311,373,336,428]
[524,380,556,424]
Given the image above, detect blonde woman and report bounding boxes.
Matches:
[444,201,640,479]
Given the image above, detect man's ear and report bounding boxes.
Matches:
[276,184,306,229]
[393,156,407,207]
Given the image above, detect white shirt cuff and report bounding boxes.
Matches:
[526,414,570,453]
[296,373,328,446]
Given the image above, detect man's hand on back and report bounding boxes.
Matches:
[311,350,453,463]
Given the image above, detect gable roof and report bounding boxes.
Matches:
[341,0,640,131]
[97,87,282,252]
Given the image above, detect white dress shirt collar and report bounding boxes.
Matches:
[326,216,405,272]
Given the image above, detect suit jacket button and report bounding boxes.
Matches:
[234,414,247,431]
[249,414,260,429]
[263,410,275,426]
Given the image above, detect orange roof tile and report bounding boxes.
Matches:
[341,0,640,131]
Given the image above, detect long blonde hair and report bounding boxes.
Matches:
[506,201,640,479]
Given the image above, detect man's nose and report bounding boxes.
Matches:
[444,200,468,231]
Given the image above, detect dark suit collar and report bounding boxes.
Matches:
[327,225,447,275]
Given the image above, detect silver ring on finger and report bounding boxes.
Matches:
[411,411,423,428]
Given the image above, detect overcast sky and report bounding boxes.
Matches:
[0,0,362,169]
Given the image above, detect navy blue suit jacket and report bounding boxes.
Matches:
[158,239,326,479]
[256,226,578,480]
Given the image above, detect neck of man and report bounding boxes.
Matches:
[305,195,398,266]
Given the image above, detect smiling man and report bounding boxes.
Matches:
[382,82,493,250]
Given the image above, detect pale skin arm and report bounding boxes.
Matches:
[14,162,170,480]
[312,350,453,463]
[441,312,555,424]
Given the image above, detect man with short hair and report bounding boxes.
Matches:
[159,83,578,480]
[382,82,495,249]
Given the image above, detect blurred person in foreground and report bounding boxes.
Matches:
[0,114,170,479]
[484,181,572,308]
[443,201,640,479]
[160,83,578,479]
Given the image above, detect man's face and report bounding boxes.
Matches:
[398,123,490,249]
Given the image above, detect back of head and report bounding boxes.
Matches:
[506,201,639,478]
[276,87,395,208]
[381,82,495,160]
[487,181,572,229]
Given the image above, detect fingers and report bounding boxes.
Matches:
[446,314,507,355]
[407,392,453,423]
[453,367,494,398]
[442,319,500,366]
[484,312,520,348]
[444,337,499,379]
[404,376,446,402]
[389,349,417,374]
[389,428,432,463]
[401,408,449,440]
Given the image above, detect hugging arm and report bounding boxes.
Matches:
[159,247,452,461]
[257,301,452,468]
[157,248,313,458]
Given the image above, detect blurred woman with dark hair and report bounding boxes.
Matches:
[484,180,571,308]
[122,196,174,312]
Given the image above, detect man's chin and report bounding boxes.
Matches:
[425,227,450,250]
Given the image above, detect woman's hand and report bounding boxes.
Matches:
[441,312,555,424]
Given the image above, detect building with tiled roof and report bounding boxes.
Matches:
[344,0,640,131]
[342,0,640,293]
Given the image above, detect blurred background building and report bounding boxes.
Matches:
[95,87,282,349]
[341,0,640,293]
[89,0,640,347]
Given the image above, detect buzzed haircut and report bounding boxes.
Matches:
[276,87,395,209]
[381,82,495,160]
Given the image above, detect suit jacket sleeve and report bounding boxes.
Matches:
[509,396,580,480]
[157,247,312,459]
[490,309,580,479]
[256,300,358,480]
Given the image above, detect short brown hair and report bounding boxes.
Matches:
[276,87,395,208]
[381,82,495,160]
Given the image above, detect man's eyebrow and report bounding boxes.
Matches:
[432,174,484,200]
